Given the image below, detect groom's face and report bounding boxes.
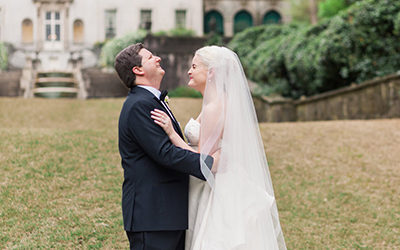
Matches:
[138,48,165,80]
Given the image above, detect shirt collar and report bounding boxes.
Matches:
[137,85,161,99]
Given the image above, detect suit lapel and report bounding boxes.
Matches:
[131,86,184,139]
[153,97,184,139]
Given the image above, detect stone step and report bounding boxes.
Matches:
[33,71,78,98]
[37,72,74,78]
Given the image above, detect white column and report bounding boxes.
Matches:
[36,2,43,51]
[64,2,69,50]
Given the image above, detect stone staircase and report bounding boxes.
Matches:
[33,71,78,98]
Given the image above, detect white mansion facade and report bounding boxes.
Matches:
[0,0,203,69]
[0,0,289,98]
[0,0,289,69]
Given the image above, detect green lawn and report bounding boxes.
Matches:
[0,98,399,249]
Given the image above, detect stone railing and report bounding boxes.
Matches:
[254,73,400,122]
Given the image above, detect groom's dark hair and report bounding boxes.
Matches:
[114,43,144,89]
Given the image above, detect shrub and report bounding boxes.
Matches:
[0,42,8,70]
[318,0,348,19]
[168,28,195,37]
[99,30,147,67]
[229,0,400,99]
[153,28,196,37]
[204,33,224,46]
[168,86,202,98]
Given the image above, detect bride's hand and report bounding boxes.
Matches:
[211,149,220,174]
[151,109,174,136]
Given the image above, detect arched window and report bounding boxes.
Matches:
[204,10,224,35]
[73,19,84,43]
[22,19,33,44]
[263,10,282,24]
[233,10,253,34]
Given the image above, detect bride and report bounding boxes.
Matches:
[151,46,286,250]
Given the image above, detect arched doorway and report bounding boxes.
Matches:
[263,10,282,24]
[73,19,84,43]
[204,10,224,35]
[22,19,33,44]
[234,10,253,34]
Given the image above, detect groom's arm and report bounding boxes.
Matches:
[128,100,213,180]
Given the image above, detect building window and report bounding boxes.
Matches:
[73,19,84,43]
[204,10,224,35]
[233,10,253,34]
[175,10,186,29]
[105,9,116,39]
[22,19,34,44]
[263,10,282,24]
[140,9,152,31]
[45,11,61,41]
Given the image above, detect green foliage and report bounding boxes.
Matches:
[153,28,196,37]
[99,30,147,67]
[168,86,202,98]
[204,33,224,46]
[0,42,8,70]
[394,12,400,35]
[153,30,168,36]
[318,0,348,19]
[229,0,400,99]
[168,28,195,37]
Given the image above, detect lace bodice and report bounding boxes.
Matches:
[184,118,200,147]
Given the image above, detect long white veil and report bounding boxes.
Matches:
[195,46,286,250]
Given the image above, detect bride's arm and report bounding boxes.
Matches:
[198,101,224,173]
[151,109,197,153]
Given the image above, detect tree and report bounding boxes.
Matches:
[309,0,319,24]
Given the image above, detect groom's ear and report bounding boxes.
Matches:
[132,66,144,76]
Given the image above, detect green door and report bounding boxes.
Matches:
[263,10,282,24]
[204,10,224,35]
[234,10,253,34]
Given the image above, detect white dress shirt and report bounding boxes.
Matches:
[137,85,176,123]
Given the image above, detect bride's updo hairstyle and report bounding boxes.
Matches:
[195,46,216,67]
[195,46,236,69]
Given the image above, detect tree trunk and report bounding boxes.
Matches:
[309,0,318,25]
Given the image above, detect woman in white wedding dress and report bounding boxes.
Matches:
[151,46,286,250]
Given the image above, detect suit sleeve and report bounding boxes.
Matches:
[128,100,213,180]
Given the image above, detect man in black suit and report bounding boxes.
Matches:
[115,43,213,250]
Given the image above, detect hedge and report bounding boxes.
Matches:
[99,30,147,67]
[229,0,400,98]
[0,42,8,70]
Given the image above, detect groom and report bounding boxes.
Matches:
[115,43,213,250]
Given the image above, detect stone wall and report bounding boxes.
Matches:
[144,35,207,90]
[0,70,22,97]
[82,68,128,98]
[254,73,400,122]
[80,36,207,98]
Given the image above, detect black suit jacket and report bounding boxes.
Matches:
[118,86,212,232]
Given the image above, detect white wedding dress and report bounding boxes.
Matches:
[184,117,283,250]
[184,118,212,250]
[181,46,286,250]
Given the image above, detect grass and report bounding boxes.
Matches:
[1,97,399,249]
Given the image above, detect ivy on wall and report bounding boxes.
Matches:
[0,42,8,70]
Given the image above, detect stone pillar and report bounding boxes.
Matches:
[225,13,233,37]
[36,2,43,51]
[64,2,70,50]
